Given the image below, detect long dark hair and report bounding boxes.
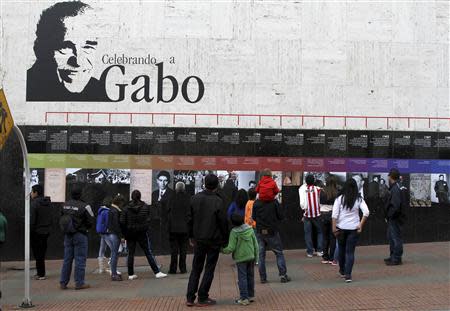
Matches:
[235,189,248,210]
[324,175,338,201]
[341,179,360,210]
[131,190,141,203]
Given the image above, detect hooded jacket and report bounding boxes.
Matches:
[31,196,53,235]
[222,224,258,263]
[120,200,151,236]
[256,176,279,201]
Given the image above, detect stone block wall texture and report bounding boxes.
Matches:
[0,0,448,130]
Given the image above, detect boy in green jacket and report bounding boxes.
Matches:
[222,213,259,306]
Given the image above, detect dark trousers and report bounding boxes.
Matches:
[236,261,255,300]
[321,213,336,261]
[186,243,220,303]
[127,231,160,275]
[256,232,287,281]
[337,229,359,277]
[387,219,403,262]
[169,232,188,273]
[31,233,49,277]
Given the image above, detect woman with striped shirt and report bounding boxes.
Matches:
[332,178,369,283]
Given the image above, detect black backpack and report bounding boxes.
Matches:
[59,214,76,233]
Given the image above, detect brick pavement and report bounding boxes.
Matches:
[1,242,449,310]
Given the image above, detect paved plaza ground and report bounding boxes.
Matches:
[1,242,449,310]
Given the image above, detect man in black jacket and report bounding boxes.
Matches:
[30,184,52,280]
[186,174,228,307]
[252,199,290,283]
[384,168,404,266]
[168,182,190,274]
[59,186,94,290]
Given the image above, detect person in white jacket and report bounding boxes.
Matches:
[299,175,323,257]
[332,178,369,283]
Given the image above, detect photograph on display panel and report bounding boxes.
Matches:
[409,174,431,207]
[431,173,450,205]
[173,170,216,195]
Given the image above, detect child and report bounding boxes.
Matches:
[222,214,259,306]
[255,168,279,202]
[244,188,257,229]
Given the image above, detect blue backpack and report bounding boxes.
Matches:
[96,206,110,234]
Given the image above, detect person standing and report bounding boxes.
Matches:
[320,176,338,264]
[167,182,190,274]
[244,188,257,229]
[227,189,248,219]
[120,190,167,280]
[59,186,94,290]
[384,168,405,266]
[332,179,369,283]
[222,214,259,306]
[186,174,228,307]
[252,199,290,283]
[30,184,52,280]
[299,174,323,257]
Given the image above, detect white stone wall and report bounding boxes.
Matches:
[0,0,448,130]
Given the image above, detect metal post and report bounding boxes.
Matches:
[13,125,33,308]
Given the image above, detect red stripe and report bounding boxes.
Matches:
[307,185,313,218]
[312,187,320,217]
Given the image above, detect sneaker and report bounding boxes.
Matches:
[59,283,68,290]
[197,298,216,307]
[316,251,324,257]
[75,283,90,290]
[306,253,313,258]
[111,274,122,281]
[109,270,122,276]
[338,272,345,278]
[249,297,255,303]
[345,276,352,283]
[186,301,195,307]
[280,275,291,283]
[331,260,338,266]
[234,298,250,306]
[155,272,167,279]
[34,275,46,280]
[260,279,267,284]
[384,257,391,263]
[321,260,329,264]
[128,274,138,280]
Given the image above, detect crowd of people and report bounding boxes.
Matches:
[24,167,407,307]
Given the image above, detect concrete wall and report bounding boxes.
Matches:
[0,1,448,130]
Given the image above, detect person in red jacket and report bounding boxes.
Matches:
[256,169,280,202]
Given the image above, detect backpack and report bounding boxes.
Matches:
[96,206,110,234]
[59,214,76,233]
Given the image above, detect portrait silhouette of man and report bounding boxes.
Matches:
[27,1,110,101]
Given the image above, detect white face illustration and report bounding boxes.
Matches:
[54,13,98,93]
[157,175,169,191]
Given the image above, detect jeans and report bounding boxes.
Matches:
[304,217,323,255]
[337,229,359,277]
[102,233,120,275]
[387,219,403,262]
[320,213,336,261]
[127,231,160,275]
[169,232,188,273]
[60,232,88,287]
[334,241,339,261]
[236,261,255,300]
[98,235,107,258]
[256,231,287,281]
[31,233,49,277]
[186,243,220,303]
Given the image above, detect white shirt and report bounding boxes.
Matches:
[332,195,369,230]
